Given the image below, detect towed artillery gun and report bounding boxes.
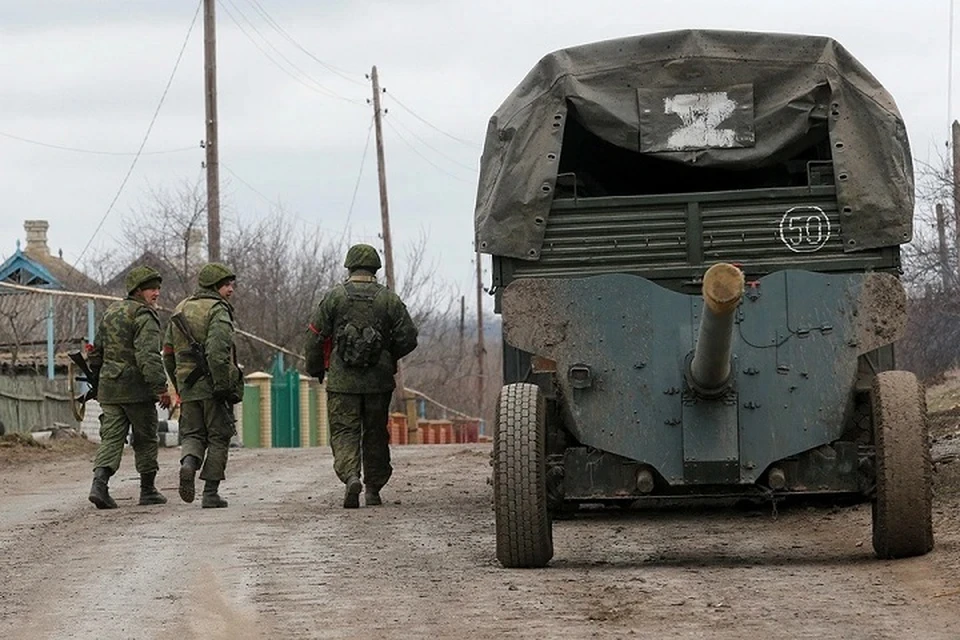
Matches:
[476,30,932,567]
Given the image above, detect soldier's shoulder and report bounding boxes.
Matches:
[321,284,349,305]
[133,301,160,320]
[383,288,410,308]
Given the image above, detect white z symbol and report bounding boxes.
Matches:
[663,92,737,150]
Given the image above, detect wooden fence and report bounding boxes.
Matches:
[0,376,76,434]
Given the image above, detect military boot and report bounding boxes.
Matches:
[343,475,362,509]
[364,487,382,507]
[178,455,200,503]
[88,467,117,510]
[201,481,228,509]
[138,471,167,506]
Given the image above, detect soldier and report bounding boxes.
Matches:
[88,265,174,509]
[305,244,418,508]
[162,262,244,509]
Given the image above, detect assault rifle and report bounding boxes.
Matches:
[170,312,238,429]
[67,351,98,421]
[170,312,210,390]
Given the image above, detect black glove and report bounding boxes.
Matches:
[306,356,326,384]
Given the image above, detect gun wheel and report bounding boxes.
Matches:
[493,383,553,568]
[871,370,934,559]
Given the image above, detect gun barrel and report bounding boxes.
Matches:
[689,263,744,396]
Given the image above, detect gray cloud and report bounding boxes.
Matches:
[0,0,953,303]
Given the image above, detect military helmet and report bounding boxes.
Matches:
[197,262,236,288]
[343,244,382,271]
[125,265,162,295]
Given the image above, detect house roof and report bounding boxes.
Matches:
[22,246,100,292]
[104,251,187,297]
[0,243,63,290]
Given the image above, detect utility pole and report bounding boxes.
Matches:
[937,203,950,291]
[370,65,418,442]
[459,295,466,360]
[203,0,221,261]
[371,66,396,289]
[952,121,960,253]
[475,250,486,430]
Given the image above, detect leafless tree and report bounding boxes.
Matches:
[0,293,47,370]
[81,178,496,420]
[898,152,960,381]
[225,214,342,371]
[118,177,209,302]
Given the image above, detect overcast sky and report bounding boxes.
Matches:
[1,0,955,308]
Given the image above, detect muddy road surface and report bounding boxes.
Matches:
[1,444,959,639]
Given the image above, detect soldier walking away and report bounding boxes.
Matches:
[87,266,175,509]
[163,263,244,509]
[305,244,418,508]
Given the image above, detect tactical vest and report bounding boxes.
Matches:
[170,295,223,385]
[334,280,388,368]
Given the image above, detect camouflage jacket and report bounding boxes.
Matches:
[162,289,243,402]
[306,274,418,394]
[88,297,167,404]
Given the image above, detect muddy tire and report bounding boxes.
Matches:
[494,383,553,568]
[870,371,934,559]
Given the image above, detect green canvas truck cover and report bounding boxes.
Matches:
[474,30,914,260]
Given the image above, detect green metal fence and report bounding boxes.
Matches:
[270,355,301,448]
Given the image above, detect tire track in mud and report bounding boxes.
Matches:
[1,445,959,639]
[0,449,315,640]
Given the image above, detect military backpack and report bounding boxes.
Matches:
[335,282,386,368]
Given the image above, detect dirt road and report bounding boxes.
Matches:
[1,443,959,640]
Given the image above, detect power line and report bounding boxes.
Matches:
[218,0,363,104]
[0,131,196,156]
[222,163,277,207]
[384,90,481,149]
[339,115,376,244]
[388,111,478,173]
[383,118,473,184]
[244,0,366,86]
[71,0,202,268]
[950,0,955,139]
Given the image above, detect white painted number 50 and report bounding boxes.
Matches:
[778,206,831,253]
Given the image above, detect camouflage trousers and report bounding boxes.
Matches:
[179,398,236,482]
[93,402,160,475]
[327,391,393,489]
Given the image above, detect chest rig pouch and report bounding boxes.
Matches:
[335,282,386,367]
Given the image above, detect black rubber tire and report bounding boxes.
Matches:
[493,383,553,568]
[871,370,934,559]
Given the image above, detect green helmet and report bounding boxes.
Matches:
[197,262,236,288]
[343,244,382,271]
[125,266,162,295]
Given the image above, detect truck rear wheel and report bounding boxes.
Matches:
[870,371,934,559]
[494,383,553,568]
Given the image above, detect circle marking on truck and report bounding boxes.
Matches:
[779,206,831,253]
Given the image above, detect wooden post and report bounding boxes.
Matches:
[459,295,465,360]
[475,250,485,430]
[937,203,950,291]
[952,121,960,252]
[203,0,221,261]
[370,65,418,442]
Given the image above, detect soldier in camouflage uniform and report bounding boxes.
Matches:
[162,263,244,509]
[305,244,418,508]
[88,265,175,509]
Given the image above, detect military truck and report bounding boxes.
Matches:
[475,30,932,568]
